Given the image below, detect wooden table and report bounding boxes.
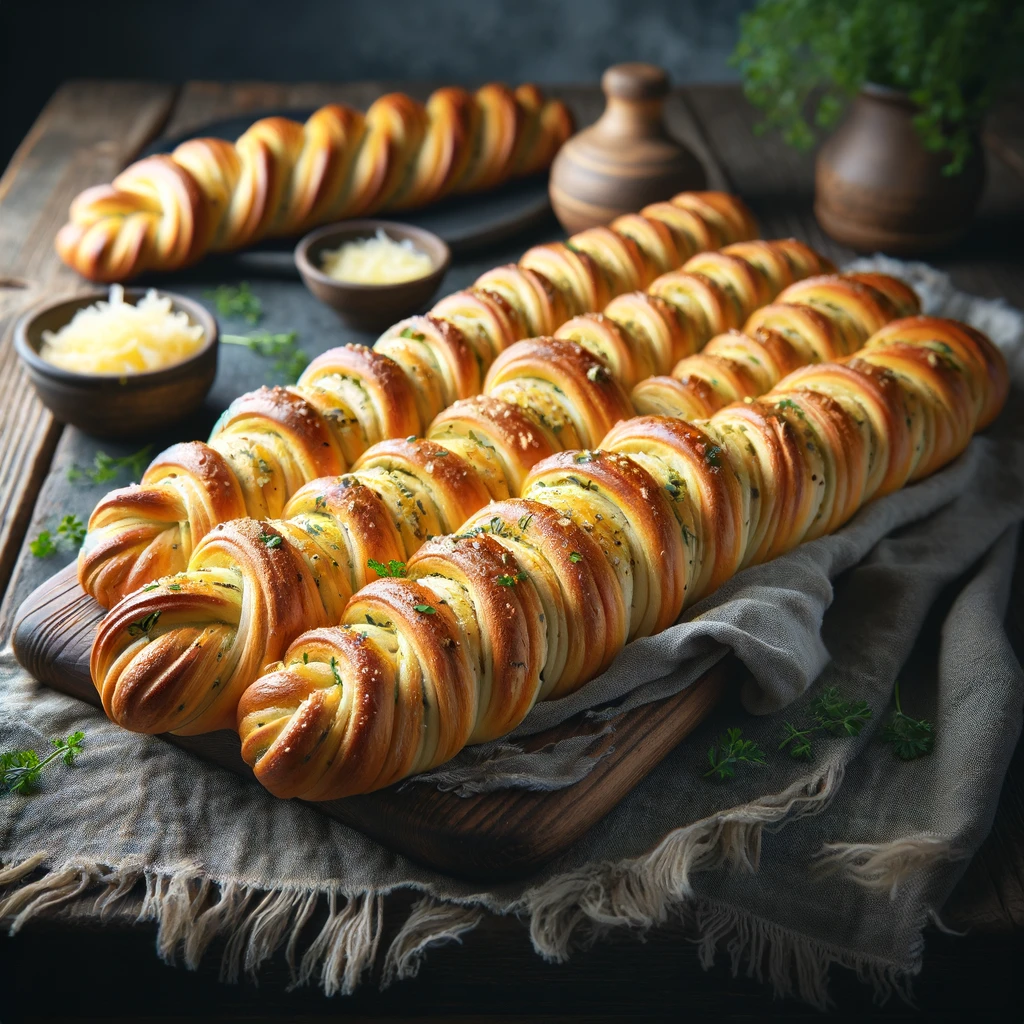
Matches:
[1,80,1023,1021]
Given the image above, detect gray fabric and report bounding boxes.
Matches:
[2,258,1023,1005]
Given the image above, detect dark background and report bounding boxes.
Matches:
[0,0,753,171]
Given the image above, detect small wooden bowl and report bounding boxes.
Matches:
[295,220,451,332]
[14,290,218,439]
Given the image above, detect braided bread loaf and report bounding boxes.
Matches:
[232,315,1007,798]
[56,84,575,281]
[79,191,759,608]
[90,263,909,736]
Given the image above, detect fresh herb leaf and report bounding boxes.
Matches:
[329,655,343,687]
[1,732,85,795]
[68,445,154,485]
[414,604,436,614]
[29,531,57,558]
[882,680,935,760]
[518,514,534,531]
[126,611,161,638]
[812,686,872,737]
[495,571,527,587]
[368,558,407,578]
[705,727,766,780]
[779,721,815,760]
[222,331,309,385]
[206,282,262,324]
[258,532,283,549]
[56,514,86,546]
[569,551,583,563]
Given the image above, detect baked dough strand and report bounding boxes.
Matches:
[78,192,760,608]
[90,262,913,737]
[233,315,1006,799]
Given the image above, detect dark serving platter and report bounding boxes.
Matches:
[141,109,556,275]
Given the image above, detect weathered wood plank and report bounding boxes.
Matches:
[0,80,178,607]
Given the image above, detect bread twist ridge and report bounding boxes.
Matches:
[79,191,759,608]
[90,256,909,737]
[55,84,575,282]
[230,314,1007,798]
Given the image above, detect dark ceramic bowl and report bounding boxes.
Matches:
[295,219,451,332]
[14,290,218,439]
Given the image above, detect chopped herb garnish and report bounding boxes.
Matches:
[495,571,527,587]
[126,611,161,638]
[882,681,935,760]
[68,445,154,485]
[368,558,407,578]
[205,282,262,324]
[518,514,534,531]
[222,331,309,385]
[1,732,85,795]
[258,532,283,549]
[29,531,57,558]
[329,656,343,687]
[414,604,436,614]
[704,728,766,780]
[569,551,583,563]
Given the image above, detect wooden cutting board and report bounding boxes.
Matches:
[11,563,728,880]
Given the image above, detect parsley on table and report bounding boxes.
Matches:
[705,728,766,780]
[882,681,935,760]
[68,445,153,485]
[222,331,309,385]
[205,282,263,324]
[29,531,57,558]
[1,732,85,796]
[29,514,88,558]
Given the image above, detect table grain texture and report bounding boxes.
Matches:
[0,80,1022,1021]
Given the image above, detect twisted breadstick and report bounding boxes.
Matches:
[89,263,908,736]
[232,315,1007,798]
[79,191,759,608]
[55,84,575,282]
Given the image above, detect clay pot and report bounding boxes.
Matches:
[815,84,985,254]
[549,63,706,233]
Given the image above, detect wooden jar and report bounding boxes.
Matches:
[549,63,707,233]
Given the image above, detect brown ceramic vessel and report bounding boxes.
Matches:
[14,290,218,439]
[815,84,985,254]
[295,219,450,332]
[549,63,707,233]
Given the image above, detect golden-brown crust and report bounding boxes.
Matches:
[57,85,574,282]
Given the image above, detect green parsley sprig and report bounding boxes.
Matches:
[222,331,309,385]
[30,514,87,558]
[779,686,873,761]
[882,680,935,760]
[705,728,766,780]
[1,732,85,796]
[205,282,263,324]
[68,445,154,485]
[368,558,407,578]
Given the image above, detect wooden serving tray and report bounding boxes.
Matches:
[11,564,728,880]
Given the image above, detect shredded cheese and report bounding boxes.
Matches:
[40,286,206,375]
[320,230,434,285]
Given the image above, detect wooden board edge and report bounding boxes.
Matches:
[11,564,729,880]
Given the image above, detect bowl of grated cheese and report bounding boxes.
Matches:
[295,219,450,331]
[14,286,218,438]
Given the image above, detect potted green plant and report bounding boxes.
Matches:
[733,0,1024,253]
